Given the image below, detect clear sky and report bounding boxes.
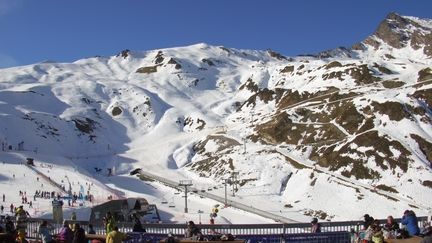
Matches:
[0,0,431,68]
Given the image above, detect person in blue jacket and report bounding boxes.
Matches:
[401,210,420,236]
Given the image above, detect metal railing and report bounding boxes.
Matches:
[21,216,429,240]
[123,231,352,243]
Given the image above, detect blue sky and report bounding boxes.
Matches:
[0,0,431,68]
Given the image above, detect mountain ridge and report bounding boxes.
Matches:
[0,13,431,221]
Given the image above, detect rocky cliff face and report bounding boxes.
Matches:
[356,12,432,56]
[187,13,432,219]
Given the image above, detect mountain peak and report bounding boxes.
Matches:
[384,12,406,23]
[357,12,432,56]
[372,12,415,48]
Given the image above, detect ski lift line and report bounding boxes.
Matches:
[29,160,123,204]
[71,160,125,200]
[275,147,431,212]
[24,164,68,194]
[137,169,298,223]
[60,157,118,201]
[64,151,117,160]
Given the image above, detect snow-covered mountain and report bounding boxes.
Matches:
[0,12,431,222]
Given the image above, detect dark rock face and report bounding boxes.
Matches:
[410,134,432,167]
[73,118,97,133]
[117,49,130,59]
[318,47,352,58]
[361,13,432,56]
[370,101,411,121]
[320,64,380,84]
[136,66,158,74]
[154,51,164,64]
[325,61,342,69]
[280,65,294,73]
[202,58,215,66]
[167,58,182,69]
[412,87,432,108]
[418,68,432,82]
[188,135,240,178]
[368,12,412,49]
[411,31,432,56]
[256,113,346,145]
[311,131,411,179]
[111,107,122,116]
[239,78,259,93]
[267,49,288,60]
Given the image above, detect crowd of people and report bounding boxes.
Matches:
[351,210,432,243]
[37,220,90,243]
[1,204,431,243]
[34,190,58,200]
[299,210,432,243]
[0,209,132,242]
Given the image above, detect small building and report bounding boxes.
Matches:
[89,198,160,224]
[26,158,34,166]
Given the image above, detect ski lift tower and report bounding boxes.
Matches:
[223,178,229,206]
[231,171,239,197]
[179,180,193,213]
